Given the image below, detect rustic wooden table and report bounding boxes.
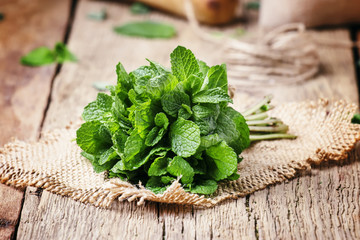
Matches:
[1,0,360,239]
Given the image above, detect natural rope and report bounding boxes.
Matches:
[184,0,360,87]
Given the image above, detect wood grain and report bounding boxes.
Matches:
[15,1,360,239]
[0,0,71,239]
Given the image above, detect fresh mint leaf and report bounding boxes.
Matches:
[193,87,232,104]
[116,62,132,91]
[20,47,56,66]
[216,106,250,154]
[54,42,77,63]
[170,46,199,81]
[82,93,113,122]
[178,104,193,119]
[76,121,112,154]
[154,112,169,128]
[148,156,168,176]
[114,21,176,39]
[351,113,360,124]
[146,177,168,194]
[21,42,77,66]
[167,156,194,184]
[206,64,228,92]
[161,90,190,117]
[190,179,217,195]
[205,141,238,181]
[170,118,201,158]
[99,147,118,165]
[145,127,166,146]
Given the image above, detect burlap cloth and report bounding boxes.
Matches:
[1,99,360,208]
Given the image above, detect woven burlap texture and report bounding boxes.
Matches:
[1,99,360,208]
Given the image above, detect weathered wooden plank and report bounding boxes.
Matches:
[0,0,71,239]
[16,1,360,239]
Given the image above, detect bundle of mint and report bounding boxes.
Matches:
[76,46,295,195]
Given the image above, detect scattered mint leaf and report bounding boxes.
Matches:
[130,2,150,14]
[20,47,56,66]
[54,42,77,63]
[114,21,176,39]
[87,9,107,21]
[246,1,260,10]
[21,42,76,67]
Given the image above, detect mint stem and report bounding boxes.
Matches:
[242,95,273,117]
[248,124,288,133]
[250,134,297,141]
[245,112,268,121]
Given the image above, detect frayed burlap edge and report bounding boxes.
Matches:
[1,99,360,208]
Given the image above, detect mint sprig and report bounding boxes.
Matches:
[21,42,77,67]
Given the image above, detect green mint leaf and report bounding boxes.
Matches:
[183,74,204,94]
[200,134,221,149]
[112,129,128,157]
[193,87,232,104]
[146,73,178,99]
[206,64,228,92]
[170,46,199,82]
[161,176,175,184]
[190,179,217,195]
[205,141,238,181]
[82,93,113,122]
[178,104,193,119]
[216,106,250,155]
[167,156,195,184]
[146,176,168,194]
[192,104,220,135]
[54,42,77,63]
[98,147,118,165]
[161,90,190,117]
[351,113,360,124]
[145,127,166,146]
[130,2,150,14]
[197,60,210,77]
[227,172,240,181]
[124,133,145,163]
[116,62,132,90]
[148,157,168,176]
[154,112,169,129]
[20,47,56,66]
[76,121,112,154]
[170,118,201,157]
[114,21,176,39]
[146,59,170,75]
